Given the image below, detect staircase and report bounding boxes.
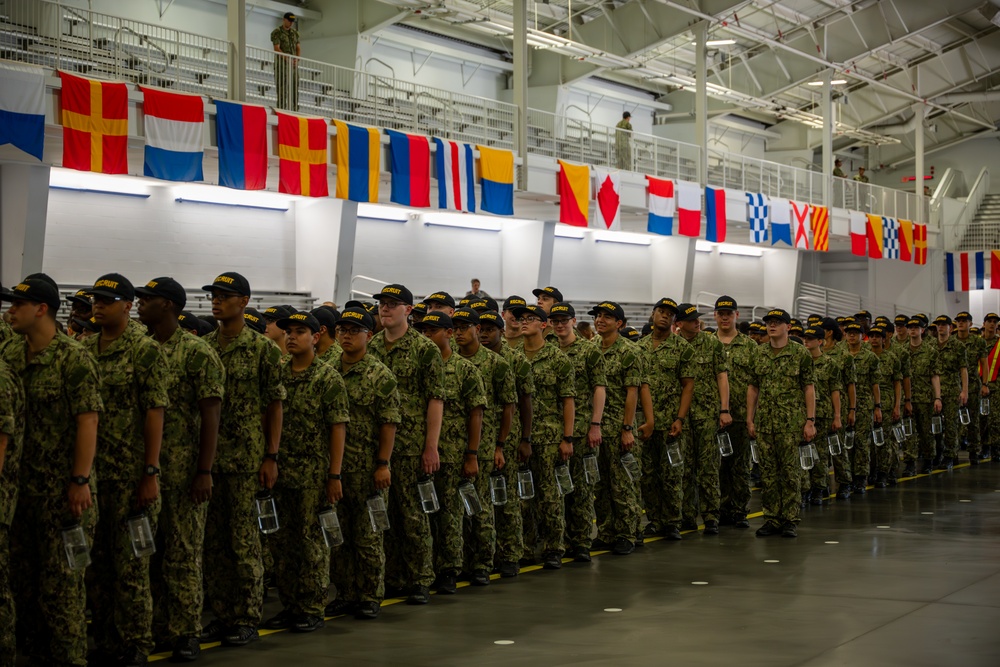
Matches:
[959,193,1000,250]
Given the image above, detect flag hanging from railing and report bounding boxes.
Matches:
[705,186,727,243]
[435,138,475,212]
[557,159,589,227]
[477,145,514,216]
[334,120,379,202]
[0,66,45,161]
[882,216,900,260]
[647,176,675,235]
[747,192,768,244]
[278,112,328,197]
[849,210,867,257]
[593,168,621,230]
[386,130,431,208]
[810,205,829,252]
[791,200,810,250]
[913,223,928,265]
[769,198,793,247]
[992,252,1000,289]
[59,71,128,174]
[140,87,204,182]
[898,219,914,262]
[215,100,268,191]
[866,214,884,259]
[946,252,984,291]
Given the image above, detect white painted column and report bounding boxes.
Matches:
[0,163,50,286]
[499,218,552,297]
[762,248,802,312]
[513,0,528,191]
[694,22,708,188]
[650,236,696,303]
[294,197,356,306]
[227,0,246,101]
[822,71,833,206]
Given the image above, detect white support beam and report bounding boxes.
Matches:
[695,22,708,187]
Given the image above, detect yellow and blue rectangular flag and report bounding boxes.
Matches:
[333,120,380,203]
[477,145,514,215]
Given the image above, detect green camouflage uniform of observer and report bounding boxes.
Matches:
[432,354,486,576]
[369,327,445,593]
[328,353,400,606]
[495,344,533,568]
[150,329,225,644]
[825,344,856,490]
[937,336,968,461]
[84,325,170,658]
[873,347,902,480]
[803,352,842,498]
[847,346,881,484]
[273,356,349,619]
[270,25,300,111]
[907,336,942,466]
[203,326,285,628]
[748,342,815,526]
[681,331,728,526]
[3,334,102,666]
[614,117,632,170]
[956,332,987,459]
[638,334,694,533]
[719,332,757,524]
[0,360,24,667]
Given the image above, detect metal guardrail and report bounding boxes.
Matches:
[943,167,991,251]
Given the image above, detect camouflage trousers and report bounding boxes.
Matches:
[940,393,960,458]
[564,440,597,550]
[13,494,97,666]
[593,433,640,543]
[640,430,684,530]
[801,420,832,494]
[151,487,208,642]
[204,473,264,627]
[719,421,752,519]
[758,430,802,525]
[909,402,937,461]
[384,455,434,590]
[522,445,563,557]
[844,409,872,480]
[329,471,384,604]
[89,482,160,656]
[682,418,722,523]
[463,458,497,571]
[985,382,1000,454]
[875,422,901,476]
[963,388,982,456]
[493,456,524,566]
[430,463,463,574]
[271,485,330,617]
[0,524,12,667]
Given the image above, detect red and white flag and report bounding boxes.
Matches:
[791,200,810,250]
[592,168,621,230]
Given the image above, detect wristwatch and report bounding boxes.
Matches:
[874,403,882,409]
[562,435,576,444]
[720,409,730,415]
[144,465,160,477]
[520,436,532,445]
[622,425,634,432]
[375,458,390,468]
[328,473,342,481]
[464,449,479,457]
[196,469,213,476]
[806,417,816,422]
[263,452,279,462]
[69,475,90,486]
[496,439,506,449]
[590,421,602,427]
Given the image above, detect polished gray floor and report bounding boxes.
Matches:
[155,462,1000,666]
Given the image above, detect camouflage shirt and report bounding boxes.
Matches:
[955,334,987,389]
[559,336,607,437]
[907,340,942,403]
[204,325,286,474]
[0,360,24,525]
[156,328,225,490]
[848,347,881,412]
[982,336,1000,385]
[597,335,642,437]
[85,324,170,485]
[524,342,575,445]
[369,327,446,457]
[874,349,902,409]
[937,336,969,397]
[318,340,344,364]
[460,345,516,459]
[719,332,757,421]
[498,344,534,446]
[279,356,350,488]
[640,334,695,431]
[680,331,729,423]
[824,343,857,388]
[270,26,300,55]
[438,354,487,464]
[810,353,843,422]
[1,334,103,496]
[334,353,400,475]
[748,342,815,434]
[0,319,14,345]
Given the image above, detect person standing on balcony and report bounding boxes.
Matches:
[833,159,846,178]
[615,111,633,170]
[272,12,301,112]
[853,166,869,183]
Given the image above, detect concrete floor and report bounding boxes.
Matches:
[154,461,1000,666]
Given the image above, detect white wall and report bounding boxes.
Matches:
[550,236,653,303]
[691,249,766,308]
[361,41,506,101]
[874,136,1000,194]
[654,122,767,160]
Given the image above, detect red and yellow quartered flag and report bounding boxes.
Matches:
[913,223,928,265]
[277,111,329,197]
[59,71,128,173]
[810,205,829,252]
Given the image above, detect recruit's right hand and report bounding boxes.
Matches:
[326,479,343,505]
[68,483,93,519]
[373,466,391,491]
[747,421,757,439]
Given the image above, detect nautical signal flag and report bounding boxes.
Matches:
[593,168,621,231]
[913,223,928,265]
[557,159,590,227]
[810,205,829,252]
[769,198,793,247]
[898,219,914,262]
[705,186,727,243]
[0,66,45,161]
[647,176,675,235]
[882,217,900,259]
[477,145,514,216]
[992,251,1000,289]
[866,214,884,259]
[277,112,328,197]
[791,200,810,250]
[140,87,204,182]
[386,130,430,208]
[747,192,768,244]
[333,120,380,203]
[215,100,268,190]
[59,71,128,174]
[849,210,867,257]
[946,252,984,292]
[435,138,475,212]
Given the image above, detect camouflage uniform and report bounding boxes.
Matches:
[981,335,1000,459]
[273,356,349,618]
[369,327,444,592]
[495,345,533,566]
[886,341,914,469]
[937,337,969,459]
[748,343,815,526]
[328,353,400,605]
[521,343,574,557]
[84,326,170,657]
[873,349,902,479]
[203,325,285,628]
[955,334,987,458]
[718,333,757,522]
[431,354,486,575]
[149,329,225,644]
[0,319,13,345]
[460,345,515,570]
[824,345,856,489]
[680,332,728,524]
[593,336,642,543]
[270,25,300,111]
[908,340,942,463]
[2,335,103,666]
[804,353,842,496]
[559,337,606,550]
[638,334,694,532]
[0,361,24,667]
[847,347,881,482]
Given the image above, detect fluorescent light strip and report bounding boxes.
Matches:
[51,186,150,199]
[173,184,290,211]
[49,168,152,197]
[555,227,587,239]
[696,240,715,253]
[421,212,502,232]
[357,202,413,221]
[593,230,651,246]
[175,198,287,212]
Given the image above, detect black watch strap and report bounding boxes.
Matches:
[464,449,478,457]
[263,452,278,461]
[145,465,160,477]
[375,458,390,467]
[328,473,342,481]
[70,475,90,486]
[196,469,213,476]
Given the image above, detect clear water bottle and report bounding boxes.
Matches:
[809,442,821,464]
[799,443,815,470]
[871,425,885,447]
[489,468,507,506]
[517,465,535,500]
[981,398,990,416]
[417,474,440,514]
[620,452,641,481]
[583,452,600,483]
[319,508,344,547]
[61,521,91,571]
[554,460,574,495]
[366,493,390,532]
[931,414,943,434]
[827,432,842,456]
[716,430,734,457]
[458,479,483,516]
[749,439,760,464]
[666,438,683,467]
[892,423,906,444]
[958,406,972,425]
[902,417,914,437]
[255,489,279,534]
[843,428,855,450]
[127,510,156,558]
